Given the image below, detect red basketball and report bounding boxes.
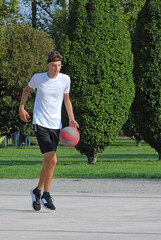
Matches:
[59,126,80,147]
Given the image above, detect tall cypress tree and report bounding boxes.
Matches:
[59,0,134,164]
[132,0,161,159]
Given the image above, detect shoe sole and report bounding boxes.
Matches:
[40,198,56,211]
[30,189,41,211]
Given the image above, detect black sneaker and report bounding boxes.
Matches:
[41,193,56,210]
[30,188,41,211]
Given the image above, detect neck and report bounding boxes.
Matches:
[47,71,59,78]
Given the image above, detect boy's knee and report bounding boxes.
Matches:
[51,155,57,167]
[44,151,57,168]
[48,153,57,168]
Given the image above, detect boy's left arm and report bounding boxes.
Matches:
[64,93,79,128]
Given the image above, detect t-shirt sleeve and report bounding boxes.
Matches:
[64,76,71,94]
[28,74,37,90]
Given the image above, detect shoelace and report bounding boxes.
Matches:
[45,195,54,204]
[35,192,41,202]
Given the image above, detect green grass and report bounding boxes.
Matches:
[0,138,160,179]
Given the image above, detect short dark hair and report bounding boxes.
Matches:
[47,51,63,64]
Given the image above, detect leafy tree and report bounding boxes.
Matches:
[120,0,145,144]
[19,0,71,35]
[0,23,53,145]
[0,0,19,23]
[0,0,19,50]
[132,0,161,159]
[31,0,57,29]
[21,0,61,32]
[58,0,134,164]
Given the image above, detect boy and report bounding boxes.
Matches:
[19,51,79,211]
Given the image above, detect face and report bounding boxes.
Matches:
[48,61,62,77]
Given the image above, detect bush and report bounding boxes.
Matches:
[0,23,54,143]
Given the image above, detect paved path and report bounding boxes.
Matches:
[0,178,161,240]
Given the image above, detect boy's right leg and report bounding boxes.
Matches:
[31,125,59,211]
[40,151,57,210]
[30,155,45,212]
[37,155,46,191]
[30,187,41,211]
[37,152,57,191]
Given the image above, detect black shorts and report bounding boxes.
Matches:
[33,124,60,154]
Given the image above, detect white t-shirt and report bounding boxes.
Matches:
[28,72,70,129]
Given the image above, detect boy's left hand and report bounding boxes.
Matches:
[69,119,79,129]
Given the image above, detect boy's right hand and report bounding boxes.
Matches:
[19,107,30,123]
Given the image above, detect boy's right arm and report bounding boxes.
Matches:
[19,85,32,123]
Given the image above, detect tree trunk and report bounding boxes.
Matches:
[136,139,141,147]
[159,152,161,160]
[32,0,37,28]
[18,130,24,147]
[63,0,70,12]
[87,154,98,165]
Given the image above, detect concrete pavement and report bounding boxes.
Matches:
[0,178,161,240]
